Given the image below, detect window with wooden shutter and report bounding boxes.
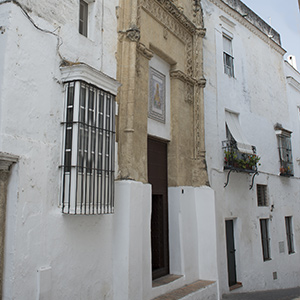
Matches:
[285,216,295,254]
[260,219,271,261]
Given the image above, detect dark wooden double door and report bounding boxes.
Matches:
[147,137,169,280]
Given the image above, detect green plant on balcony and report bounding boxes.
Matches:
[224,150,237,164]
[224,150,261,171]
[246,154,261,170]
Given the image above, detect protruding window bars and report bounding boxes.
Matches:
[61,81,115,214]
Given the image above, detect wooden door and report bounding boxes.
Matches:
[148,137,169,280]
[226,220,237,287]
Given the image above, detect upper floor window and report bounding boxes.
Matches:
[60,64,120,215]
[223,111,260,173]
[275,124,293,176]
[79,0,88,37]
[223,34,234,77]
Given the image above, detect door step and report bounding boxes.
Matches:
[153,280,217,300]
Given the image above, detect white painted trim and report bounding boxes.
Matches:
[219,15,236,28]
[287,76,300,92]
[60,64,121,95]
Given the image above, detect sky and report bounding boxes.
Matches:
[242,0,300,66]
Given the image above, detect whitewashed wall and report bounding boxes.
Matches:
[0,1,119,299]
[203,0,300,296]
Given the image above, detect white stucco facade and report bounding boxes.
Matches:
[203,0,300,297]
[2,0,299,299]
[0,1,218,299]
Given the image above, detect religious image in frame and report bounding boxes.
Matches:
[148,67,166,123]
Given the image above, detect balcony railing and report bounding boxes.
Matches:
[222,140,260,173]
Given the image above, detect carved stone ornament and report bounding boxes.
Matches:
[186,83,194,104]
[197,77,206,88]
[170,70,188,82]
[138,0,207,78]
[193,0,204,27]
[126,25,141,42]
[170,70,197,85]
[139,0,196,39]
[163,27,168,39]
[137,43,154,60]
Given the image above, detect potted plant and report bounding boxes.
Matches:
[246,154,261,170]
[224,150,238,167]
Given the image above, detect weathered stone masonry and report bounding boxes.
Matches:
[116,0,209,187]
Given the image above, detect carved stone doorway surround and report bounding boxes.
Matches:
[0,152,18,299]
[116,0,208,187]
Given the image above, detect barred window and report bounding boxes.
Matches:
[257,184,268,206]
[61,80,115,214]
[275,127,293,176]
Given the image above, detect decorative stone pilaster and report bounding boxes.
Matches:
[192,24,209,186]
[0,152,18,299]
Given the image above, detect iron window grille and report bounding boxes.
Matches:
[277,133,293,176]
[260,218,271,261]
[285,216,295,254]
[257,184,268,206]
[61,80,115,214]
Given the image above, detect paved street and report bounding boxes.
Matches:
[223,287,300,300]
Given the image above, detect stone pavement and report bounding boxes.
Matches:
[222,287,300,300]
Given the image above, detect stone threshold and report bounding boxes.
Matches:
[229,282,243,291]
[153,274,183,288]
[152,279,215,300]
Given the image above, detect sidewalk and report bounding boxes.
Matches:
[222,287,300,300]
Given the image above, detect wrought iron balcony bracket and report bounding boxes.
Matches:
[224,167,259,190]
[249,171,259,190]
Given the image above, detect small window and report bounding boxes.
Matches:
[223,35,234,77]
[260,218,271,261]
[257,184,268,206]
[275,125,293,176]
[79,0,88,37]
[285,216,295,254]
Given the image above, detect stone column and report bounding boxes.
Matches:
[0,152,18,299]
